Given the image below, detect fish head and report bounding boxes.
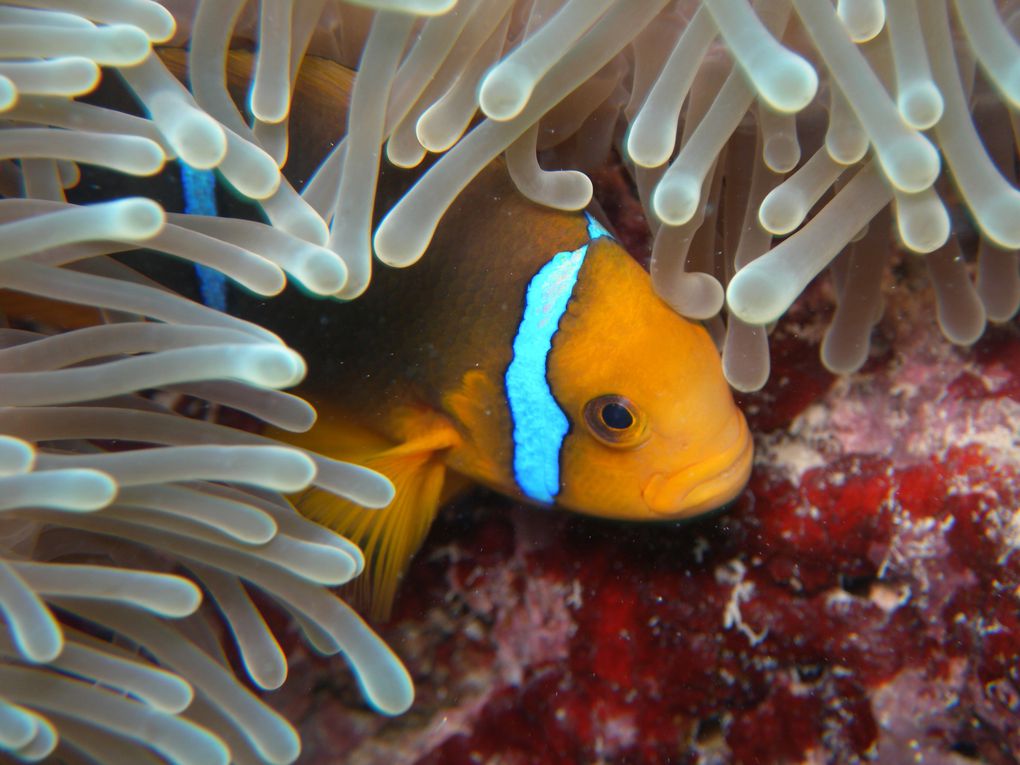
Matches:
[549,238,753,521]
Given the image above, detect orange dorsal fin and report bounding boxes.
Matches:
[1,290,104,329]
[290,407,461,620]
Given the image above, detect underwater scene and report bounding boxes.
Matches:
[0,0,1018,763]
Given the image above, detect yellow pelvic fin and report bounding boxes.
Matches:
[295,408,461,620]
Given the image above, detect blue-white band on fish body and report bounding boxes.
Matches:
[179,164,228,312]
[585,212,611,241]
[505,212,613,503]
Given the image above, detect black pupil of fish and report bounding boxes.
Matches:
[601,402,633,430]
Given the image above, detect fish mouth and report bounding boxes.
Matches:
[642,412,753,518]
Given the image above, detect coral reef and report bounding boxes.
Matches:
[286,259,1020,764]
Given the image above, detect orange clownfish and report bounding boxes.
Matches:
[181,54,754,618]
[253,174,752,619]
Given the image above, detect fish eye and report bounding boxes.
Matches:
[601,402,633,430]
[583,395,647,448]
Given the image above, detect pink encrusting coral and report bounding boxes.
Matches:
[284,265,1020,764]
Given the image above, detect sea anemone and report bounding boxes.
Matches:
[1,0,1018,762]
[181,0,1018,390]
[0,3,414,761]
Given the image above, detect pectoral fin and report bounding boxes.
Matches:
[293,407,461,620]
[442,370,507,487]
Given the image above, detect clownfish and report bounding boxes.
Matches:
[266,156,754,617]
[69,50,754,619]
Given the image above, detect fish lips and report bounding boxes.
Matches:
[641,412,754,518]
